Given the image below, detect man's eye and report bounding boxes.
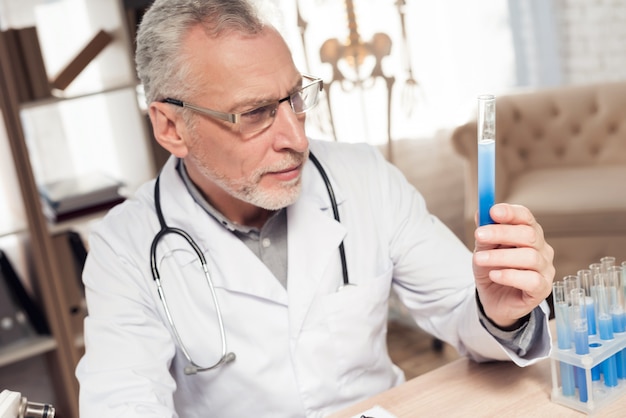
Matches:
[241,104,275,122]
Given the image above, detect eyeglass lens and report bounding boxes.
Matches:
[240,80,320,133]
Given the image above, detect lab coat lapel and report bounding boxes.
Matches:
[286,162,347,336]
[202,225,289,303]
[157,158,288,304]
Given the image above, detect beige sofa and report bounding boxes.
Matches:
[451,81,626,280]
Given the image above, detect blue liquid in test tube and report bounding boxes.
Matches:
[477,95,496,226]
[586,296,596,335]
[553,283,575,397]
[599,315,618,386]
[599,315,614,341]
[603,356,619,387]
[478,140,495,226]
[572,288,590,402]
[557,312,576,396]
[618,309,626,379]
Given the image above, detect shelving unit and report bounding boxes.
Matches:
[0,337,57,369]
[0,1,156,416]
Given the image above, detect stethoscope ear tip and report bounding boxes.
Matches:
[225,352,236,363]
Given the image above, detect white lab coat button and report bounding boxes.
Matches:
[262,238,271,248]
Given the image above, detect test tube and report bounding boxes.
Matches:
[594,272,618,387]
[553,282,575,396]
[578,269,601,381]
[571,288,589,354]
[608,266,625,333]
[571,288,589,402]
[563,275,580,341]
[601,256,616,273]
[620,262,626,380]
[554,282,572,349]
[590,263,602,282]
[621,261,626,302]
[563,275,580,301]
[608,265,626,379]
[595,272,613,340]
[477,94,496,226]
[577,269,596,335]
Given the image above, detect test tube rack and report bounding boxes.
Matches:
[550,331,626,414]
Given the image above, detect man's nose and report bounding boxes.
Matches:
[271,100,308,152]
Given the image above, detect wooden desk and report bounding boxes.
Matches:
[328,355,626,417]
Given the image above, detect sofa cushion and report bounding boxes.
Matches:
[506,165,626,235]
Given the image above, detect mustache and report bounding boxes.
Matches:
[263,150,309,174]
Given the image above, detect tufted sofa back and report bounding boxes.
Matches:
[452,81,626,202]
[495,81,626,175]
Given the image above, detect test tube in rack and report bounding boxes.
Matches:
[553,281,575,397]
[571,288,589,402]
[594,272,619,387]
[477,94,496,226]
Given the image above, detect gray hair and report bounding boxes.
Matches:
[135,0,268,106]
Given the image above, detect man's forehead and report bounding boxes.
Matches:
[184,27,300,105]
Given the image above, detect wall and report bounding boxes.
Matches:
[509,0,626,88]
[555,0,626,84]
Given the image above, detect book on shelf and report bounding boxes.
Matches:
[0,249,50,347]
[39,172,125,222]
[15,26,51,100]
[0,26,50,102]
[0,28,32,103]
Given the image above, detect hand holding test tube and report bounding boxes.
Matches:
[477,95,496,226]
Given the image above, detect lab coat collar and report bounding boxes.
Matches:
[153,151,347,318]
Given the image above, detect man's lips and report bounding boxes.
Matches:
[267,163,302,181]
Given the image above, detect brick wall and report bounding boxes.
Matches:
[555,0,626,84]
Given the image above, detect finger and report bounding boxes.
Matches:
[475,223,542,250]
[488,268,550,297]
[489,203,536,226]
[474,246,546,271]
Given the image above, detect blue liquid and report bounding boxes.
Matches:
[599,316,614,341]
[603,356,618,387]
[561,362,576,397]
[612,312,625,333]
[573,328,590,398]
[592,364,601,381]
[574,329,589,355]
[575,367,588,402]
[478,139,495,226]
[585,297,596,335]
[617,349,626,379]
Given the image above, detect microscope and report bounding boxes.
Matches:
[0,390,54,418]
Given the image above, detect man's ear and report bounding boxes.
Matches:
[148,102,190,158]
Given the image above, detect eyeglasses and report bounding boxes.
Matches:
[161,74,323,134]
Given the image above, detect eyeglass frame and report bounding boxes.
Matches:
[160,73,323,133]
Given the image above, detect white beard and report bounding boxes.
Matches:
[188,150,306,211]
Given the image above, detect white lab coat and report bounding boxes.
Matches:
[76,140,551,417]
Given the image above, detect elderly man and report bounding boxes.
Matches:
[76,0,554,416]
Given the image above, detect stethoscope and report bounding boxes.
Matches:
[149,152,350,375]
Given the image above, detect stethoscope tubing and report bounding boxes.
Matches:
[149,152,349,374]
[151,179,234,374]
[308,152,349,287]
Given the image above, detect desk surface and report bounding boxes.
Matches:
[328,353,625,417]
